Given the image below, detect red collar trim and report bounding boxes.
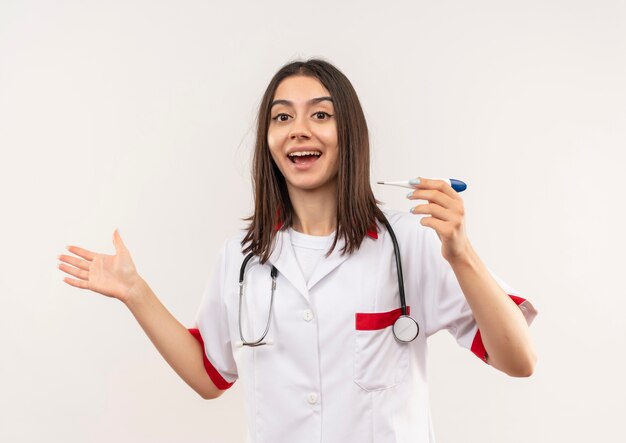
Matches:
[273,221,378,240]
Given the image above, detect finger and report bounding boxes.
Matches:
[113,228,127,254]
[58,262,89,281]
[57,254,90,272]
[419,215,451,237]
[413,177,460,200]
[408,188,456,209]
[62,276,89,290]
[410,203,453,221]
[66,245,96,261]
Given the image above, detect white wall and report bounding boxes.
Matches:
[1,0,624,441]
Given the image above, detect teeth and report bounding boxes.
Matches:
[288,151,321,157]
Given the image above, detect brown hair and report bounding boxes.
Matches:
[241,58,385,264]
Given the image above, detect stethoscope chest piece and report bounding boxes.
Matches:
[393,315,419,343]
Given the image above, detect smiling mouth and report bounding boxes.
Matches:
[288,151,322,164]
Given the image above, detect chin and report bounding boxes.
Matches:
[287,180,322,191]
[285,175,332,192]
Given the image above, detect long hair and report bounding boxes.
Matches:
[241,58,385,264]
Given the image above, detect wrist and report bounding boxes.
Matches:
[123,276,149,308]
[446,243,479,269]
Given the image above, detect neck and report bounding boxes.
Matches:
[287,181,337,236]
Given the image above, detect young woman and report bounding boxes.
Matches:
[58,59,537,443]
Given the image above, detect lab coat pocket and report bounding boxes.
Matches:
[353,307,410,391]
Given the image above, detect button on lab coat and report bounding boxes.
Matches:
[189,208,537,443]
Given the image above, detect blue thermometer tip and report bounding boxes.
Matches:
[449,179,467,192]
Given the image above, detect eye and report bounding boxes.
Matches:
[313,111,333,120]
[271,113,291,122]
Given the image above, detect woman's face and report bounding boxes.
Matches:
[267,75,339,193]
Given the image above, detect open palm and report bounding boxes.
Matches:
[58,229,142,303]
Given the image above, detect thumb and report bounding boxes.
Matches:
[113,228,127,253]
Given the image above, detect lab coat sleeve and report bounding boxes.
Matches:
[187,240,238,390]
[419,225,537,362]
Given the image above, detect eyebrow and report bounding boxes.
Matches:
[270,96,333,109]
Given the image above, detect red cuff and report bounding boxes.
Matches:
[188,328,235,390]
[470,295,528,363]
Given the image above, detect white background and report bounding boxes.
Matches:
[1,1,625,442]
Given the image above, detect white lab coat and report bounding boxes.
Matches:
[189,208,537,443]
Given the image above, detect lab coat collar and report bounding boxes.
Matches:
[267,229,309,299]
[269,221,378,298]
[305,233,349,290]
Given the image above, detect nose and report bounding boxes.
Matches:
[289,117,312,139]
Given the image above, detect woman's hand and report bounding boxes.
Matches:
[408,177,472,263]
[58,229,143,304]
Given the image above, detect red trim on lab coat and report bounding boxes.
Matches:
[188,328,235,390]
[470,294,527,362]
[355,306,411,330]
[366,228,378,239]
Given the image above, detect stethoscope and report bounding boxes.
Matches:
[237,215,419,347]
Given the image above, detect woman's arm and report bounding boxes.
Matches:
[446,245,536,376]
[58,229,224,399]
[408,178,536,377]
[124,278,226,398]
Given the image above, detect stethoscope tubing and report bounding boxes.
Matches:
[380,216,408,317]
[238,252,278,346]
[237,214,418,346]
